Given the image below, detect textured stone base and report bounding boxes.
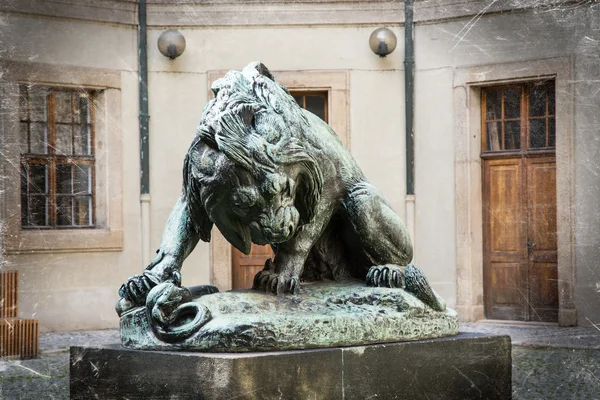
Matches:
[70,332,511,400]
[120,280,459,351]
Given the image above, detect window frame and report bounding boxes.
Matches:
[481,81,556,159]
[19,86,97,229]
[0,60,123,254]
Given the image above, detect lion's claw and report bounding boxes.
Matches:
[119,270,181,305]
[253,270,300,295]
[366,265,404,288]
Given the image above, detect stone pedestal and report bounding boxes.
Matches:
[70,332,511,399]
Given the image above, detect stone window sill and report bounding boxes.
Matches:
[4,229,123,254]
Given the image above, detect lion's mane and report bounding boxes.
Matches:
[182,62,324,241]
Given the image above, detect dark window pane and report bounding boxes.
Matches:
[503,88,521,119]
[548,86,555,116]
[30,87,49,122]
[20,123,29,154]
[529,119,546,148]
[293,96,303,107]
[74,165,91,195]
[305,95,326,122]
[56,164,73,194]
[57,196,73,226]
[55,91,72,123]
[21,164,28,226]
[529,85,546,117]
[30,122,48,154]
[29,195,49,226]
[74,124,91,155]
[548,118,556,148]
[74,95,90,124]
[504,121,521,150]
[29,164,48,194]
[19,85,28,121]
[485,90,502,120]
[73,196,92,226]
[56,124,73,155]
[486,121,501,151]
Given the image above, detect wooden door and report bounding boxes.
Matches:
[482,82,558,322]
[231,91,329,289]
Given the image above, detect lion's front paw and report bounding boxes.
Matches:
[252,269,300,295]
[366,265,404,288]
[119,269,181,306]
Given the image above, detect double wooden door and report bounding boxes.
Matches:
[482,82,558,322]
[483,156,558,321]
[231,91,329,289]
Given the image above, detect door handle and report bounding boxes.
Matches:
[527,238,534,254]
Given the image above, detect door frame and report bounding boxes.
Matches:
[206,69,350,291]
[453,57,577,326]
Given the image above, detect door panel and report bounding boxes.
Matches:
[526,157,558,321]
[483,158,525,320]
[488,161,523,254]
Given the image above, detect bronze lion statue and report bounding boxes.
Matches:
[117,62,444,316]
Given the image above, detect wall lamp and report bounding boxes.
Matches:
[369,27,397,57]
[157,29,186,59]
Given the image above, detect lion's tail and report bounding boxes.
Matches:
[404,264,446,312]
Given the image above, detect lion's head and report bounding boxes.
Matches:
[182,62,324,254]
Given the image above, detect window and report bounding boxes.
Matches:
[292,91,328,123]
[19,85,95,228]
[482,81,555,153]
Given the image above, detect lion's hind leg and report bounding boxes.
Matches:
[343,182,445,311]
[343,182,413,269]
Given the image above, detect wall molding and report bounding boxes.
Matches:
[0,0,137,25]
[0,0,587,27]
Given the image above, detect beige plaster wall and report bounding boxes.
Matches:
[413,67,457,305]
[0,13,141,331]
[147,71,211,286]
[146,26,403,74]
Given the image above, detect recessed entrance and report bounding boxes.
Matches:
[482,81,558,322]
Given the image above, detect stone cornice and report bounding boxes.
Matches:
[0,0,589,27]
[146,1,403,27]
[0,0,137,26]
